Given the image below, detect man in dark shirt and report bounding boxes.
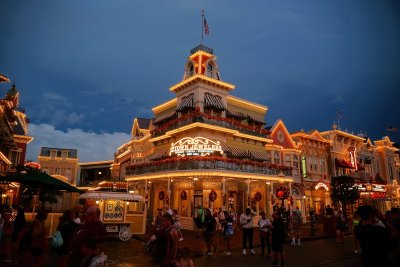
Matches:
[270,211,286,267]
[203,209,217,255]
[355,205,391,267]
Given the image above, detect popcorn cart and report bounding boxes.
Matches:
[79,191,145,241]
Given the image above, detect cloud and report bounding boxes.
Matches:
[42,92,71,107]
[27,123,131,162]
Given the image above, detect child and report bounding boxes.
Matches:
[80,239,107,267]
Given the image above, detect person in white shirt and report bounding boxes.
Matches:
[258,211,272,256]
[240,208,257,255]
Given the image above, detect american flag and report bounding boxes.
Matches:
[204,17,210,35]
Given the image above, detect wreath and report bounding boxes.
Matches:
[255,192,262,202]
[180,190,187,201]
[209,190,217,201]
[275,185,290,199]
[158,191,165,201]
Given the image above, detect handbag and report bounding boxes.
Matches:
[51,230,64,248]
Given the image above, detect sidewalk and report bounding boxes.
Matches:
[136,222,337,258]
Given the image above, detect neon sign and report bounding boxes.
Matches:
[170,137,224,157]
[315,182,329,191]
[348,147,357,170]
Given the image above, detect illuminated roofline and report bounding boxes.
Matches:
[227,95,267,113]
[149,122,271,143]
[78,160,114,166]
[152,98,177,114]
[189,50,214,60]
[13,135,34,144]
[291,132,332,144]
[125,170,293,182]
[320,130,366,141]
[169,74,235,93]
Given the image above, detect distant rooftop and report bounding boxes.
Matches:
[40,147,78,158]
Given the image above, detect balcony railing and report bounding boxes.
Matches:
[126,158,292,177]
[152,112,269,138]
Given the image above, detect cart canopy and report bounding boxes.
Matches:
[79,191,144,202]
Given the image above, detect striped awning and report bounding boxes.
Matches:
[149,149,169,161]
[249,150,271,161]
[227,146,248,158]
[177,93,194,111]
[153,111,177,124]
[247,114,265,124]
[226,109,246,120]
[204,93,225,110]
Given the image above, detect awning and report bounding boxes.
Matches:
[249,150,271,161]
[226,109,247,120]
[227,146,248,158]
[153,111,177,124]
[247,114,265,124]
[176,93,194,111]
[204,92,225,110]
[357,163,365,171]
[149,149,169,161]
[334,158,355,169]
[79,191,144,202]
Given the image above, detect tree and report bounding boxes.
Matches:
[330,176,359,219]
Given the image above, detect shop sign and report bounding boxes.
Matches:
[315,182,329,191]
[354,183,386,193]
[103,200,124,222]
[170,137,223,157]
[301,156,307,178]
[348,147,357,170]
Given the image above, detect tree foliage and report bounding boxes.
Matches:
[330,176,359,205]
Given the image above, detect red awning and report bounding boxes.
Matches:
[357,163,365,170]
[341,159,354,169]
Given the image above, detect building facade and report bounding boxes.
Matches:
[114,45,294,228]
[38,147,79,185]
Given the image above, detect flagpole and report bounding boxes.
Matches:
[201,10,204,44]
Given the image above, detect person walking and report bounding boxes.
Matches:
[57,210,78,267]
[335,209,346,244]
[352,211,361,254]
[203,209,218,256]
[31,210,49,267]
[68,206,106,267]
[269,211,286,267]
[172,209,184,241]
[290,206,303,246]
[258,211,272,257]
[221,210,234,255]
[240,208,256,255]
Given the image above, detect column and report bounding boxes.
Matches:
[222,177,226,210]
[167,178,171,208]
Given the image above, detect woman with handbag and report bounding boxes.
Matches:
[258,211,272,257]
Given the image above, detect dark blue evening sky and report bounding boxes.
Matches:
[1,0,399,161]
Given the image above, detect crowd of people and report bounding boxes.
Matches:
[0,205,107,267]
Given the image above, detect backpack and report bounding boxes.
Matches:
[51,230,64,248]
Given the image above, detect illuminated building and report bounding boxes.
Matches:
[291,129,332,215]
[114,45,295,228]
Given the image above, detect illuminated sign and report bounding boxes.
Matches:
[354,183,386,193]
[315,182,329,191]
[301,156,307,178]
[348,147,357,170]
[170,137,223,157]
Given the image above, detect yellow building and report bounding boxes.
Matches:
[115,45,294,228]
[38,147,79,185]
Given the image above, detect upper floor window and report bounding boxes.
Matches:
[206,63,213,78]
[274,151,280,164]
[284,155,291,167]
[61,151,68,158]
[189,63,194,76]
[55,167,61,175]
[50,150,57,158]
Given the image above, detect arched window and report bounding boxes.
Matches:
[206,63,213,78]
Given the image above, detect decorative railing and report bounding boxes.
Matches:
[126,156,292,177]
[152,110,270,138]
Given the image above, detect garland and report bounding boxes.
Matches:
[126,155,292,172]
[151,110,270,136]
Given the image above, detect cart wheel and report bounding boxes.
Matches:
[119,226,132,241]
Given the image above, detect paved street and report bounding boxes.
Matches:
[1,226,362,267]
